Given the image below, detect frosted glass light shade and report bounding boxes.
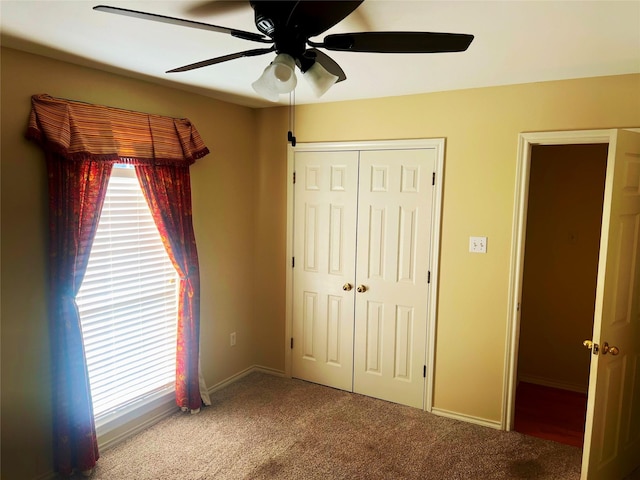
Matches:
[252,53,297,101]
[303,62,339,97]
[272,55,297,91]
[252,66,280,102]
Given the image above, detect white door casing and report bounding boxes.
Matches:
[506,129,640,480]
[286,139,444,412]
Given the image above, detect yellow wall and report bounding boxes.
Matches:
[0,47,259,479]
[254,74,640,423]
[518,144,608,392]
[2,44,640,479]
[253,107,290,367]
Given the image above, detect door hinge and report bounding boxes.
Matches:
[423,365,427,378]
[291,337,294,349]
[432,172,436,185]
[292,257,295,268]
[293,171,296,184]
[428,271,431,283]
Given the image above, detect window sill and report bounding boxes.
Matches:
[95,388,177,451]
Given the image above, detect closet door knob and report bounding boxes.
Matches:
[356,285,367,293]
[343,283,353,292]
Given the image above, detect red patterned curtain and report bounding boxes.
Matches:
[46,153,114,475]
[135,164,201,410]
[26,94,209,476]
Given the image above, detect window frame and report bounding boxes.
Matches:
[76,164,180,443]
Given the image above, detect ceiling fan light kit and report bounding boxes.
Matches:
[251,68,279,102]
[302,62,339,98]
[252,53,297,101]
[94,1,473,102]
[252,54,338,101]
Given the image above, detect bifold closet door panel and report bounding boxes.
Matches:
[352,148,436,409]
[291,150,359,391]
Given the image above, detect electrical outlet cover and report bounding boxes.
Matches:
[469,236,487,253]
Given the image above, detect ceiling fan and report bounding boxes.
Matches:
[94,1,474,101]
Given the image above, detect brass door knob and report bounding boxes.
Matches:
[356,285,367,293]
[601,342,620,356]
[583,339,599,354]
[343,283,353,292]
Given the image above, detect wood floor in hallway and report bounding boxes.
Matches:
[514,381,588,448]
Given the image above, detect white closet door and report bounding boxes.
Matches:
[291,150,359,391]
[353,149,435,408]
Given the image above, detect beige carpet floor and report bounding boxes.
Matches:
[71,372,589,479]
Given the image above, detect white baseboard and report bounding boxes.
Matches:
[206,364,285,396]
[431,407,502,430]
[253,365,286,378]
[518,374,588,394]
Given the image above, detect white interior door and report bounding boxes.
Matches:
[352,149,435,409]
[582,129,640,480]
[291,150,358,391]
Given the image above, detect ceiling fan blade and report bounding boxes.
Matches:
[319,32,474,53]
[93,5,270,43]
[306,49,347,83]
[167,47,275,73]
[286,1,364,37]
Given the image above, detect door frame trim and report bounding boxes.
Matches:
[284,138,445,412]
[503,129,615,431]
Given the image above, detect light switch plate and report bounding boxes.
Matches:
[469,236,487,253]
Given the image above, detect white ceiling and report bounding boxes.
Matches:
[1,1,639,108]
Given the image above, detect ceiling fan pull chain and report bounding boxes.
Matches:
[288,91,297,147]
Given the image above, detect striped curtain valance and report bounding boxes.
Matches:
[27,94,209,165]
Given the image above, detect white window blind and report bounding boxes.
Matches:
[77,165,178,419]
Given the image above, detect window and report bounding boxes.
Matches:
[76,165,178,420]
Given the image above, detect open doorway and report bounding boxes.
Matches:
[513,143,608,447]
[507,129,640,479]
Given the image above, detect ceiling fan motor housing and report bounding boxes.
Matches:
[254,12,275,36]
[252,2,307,62]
